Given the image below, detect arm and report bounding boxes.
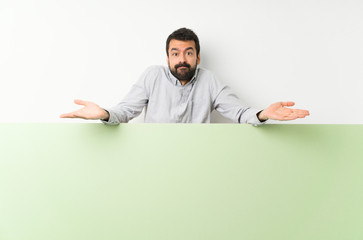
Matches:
[60,67,156,124]
[60,86,148,125]
[212,79,309,124]
[210,75,264,125]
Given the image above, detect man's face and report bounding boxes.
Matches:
[167,39,200,82]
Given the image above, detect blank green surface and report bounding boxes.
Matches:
[0,124,362,240]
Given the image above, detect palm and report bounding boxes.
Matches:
[263,102,309,121]
[60,99,107,120]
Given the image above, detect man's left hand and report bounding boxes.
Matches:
[258,102,310,121]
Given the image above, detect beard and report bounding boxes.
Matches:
[169,62,197,81]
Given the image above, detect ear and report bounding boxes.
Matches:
[197,53,201,65]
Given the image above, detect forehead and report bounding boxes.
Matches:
[169,39,196,52]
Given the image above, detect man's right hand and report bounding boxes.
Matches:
[60,99,109,121]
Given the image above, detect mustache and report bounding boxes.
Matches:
[175,62,191,69]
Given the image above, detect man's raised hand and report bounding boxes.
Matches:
[60,99,109,120]
[258,102,310,121]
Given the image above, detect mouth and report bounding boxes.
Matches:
[178,67,188,71]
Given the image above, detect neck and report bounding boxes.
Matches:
[179,80,190,86]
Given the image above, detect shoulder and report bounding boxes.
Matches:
[196,67,220,82]
[197,67,214,76]
[137,65,167,84]
[196,67,222,86]
[196,67,228,96]
[136,65,169,90]
[142,65,168,77]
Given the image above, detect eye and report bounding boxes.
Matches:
[187,52,193,56]
[172,53,178,56]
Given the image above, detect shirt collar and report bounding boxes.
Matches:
[168,66,200,86]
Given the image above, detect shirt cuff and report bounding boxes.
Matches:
[100,108,120,126]
[243,108,266,127]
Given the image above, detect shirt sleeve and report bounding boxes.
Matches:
[101,67,153,125]
[211,74,265,126]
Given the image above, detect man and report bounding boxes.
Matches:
[60,28,309,124]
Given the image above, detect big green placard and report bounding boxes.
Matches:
[0,124,362,240]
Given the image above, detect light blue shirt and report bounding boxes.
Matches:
[103,65,264,125]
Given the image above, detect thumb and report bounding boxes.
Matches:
[280,101,295,107]
[74,99,88,106]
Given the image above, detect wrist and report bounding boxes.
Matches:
[101,109,110,121]
[257,110,268,122]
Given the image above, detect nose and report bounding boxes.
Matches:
[178,53,186,62]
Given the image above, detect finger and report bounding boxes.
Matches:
[292,109,310,116]
[284,111,309,119]
[280,101,295,107]
[60,111,83,118]
[275,116,297,121]
[74,99,88,106]
[60,112,75,118]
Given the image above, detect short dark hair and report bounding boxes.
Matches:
[166,28,200,56]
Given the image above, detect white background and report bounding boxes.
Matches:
[1,0,362,123]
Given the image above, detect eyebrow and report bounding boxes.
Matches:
[170,47,195,52]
